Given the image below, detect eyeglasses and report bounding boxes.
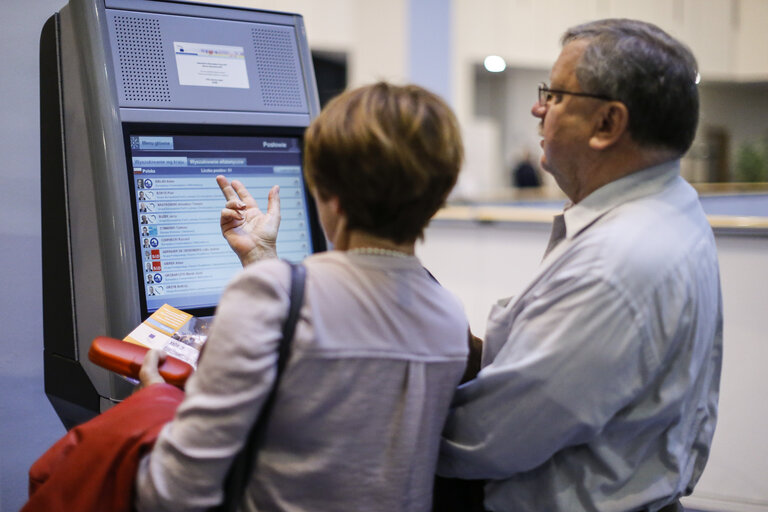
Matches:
[537,82,614,106]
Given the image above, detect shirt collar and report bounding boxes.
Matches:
[562,160,681,240]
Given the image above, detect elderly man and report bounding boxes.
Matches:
[437,19,723,512]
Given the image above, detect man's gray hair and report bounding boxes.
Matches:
[563,19,699,155]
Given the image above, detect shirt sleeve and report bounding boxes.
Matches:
[437,270,657,480]
[135,260,290,512]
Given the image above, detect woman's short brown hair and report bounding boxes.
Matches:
[304,82,463,244]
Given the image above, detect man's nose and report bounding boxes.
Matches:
[531,101,546,118]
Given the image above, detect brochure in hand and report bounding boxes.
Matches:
[123,304,211,369]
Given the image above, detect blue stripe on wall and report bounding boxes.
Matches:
[408,0,452,103]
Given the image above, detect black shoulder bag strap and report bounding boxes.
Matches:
[215,261,307,512]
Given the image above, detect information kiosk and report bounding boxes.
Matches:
[40,0,325,428]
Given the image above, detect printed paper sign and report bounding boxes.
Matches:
[174,42,250,89]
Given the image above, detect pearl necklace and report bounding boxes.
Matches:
[348,247,413,258]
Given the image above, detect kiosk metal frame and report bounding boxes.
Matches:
[40,0,324,428]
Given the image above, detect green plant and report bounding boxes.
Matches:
[734,141,768,182]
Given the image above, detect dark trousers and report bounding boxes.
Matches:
[432,475,683,512]
[432,476,484,512]
[656,500,684,512]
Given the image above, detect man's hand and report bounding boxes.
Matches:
[216,175,281,266]
[138,349,168,390]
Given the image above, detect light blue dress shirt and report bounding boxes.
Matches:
[438,161,723,512]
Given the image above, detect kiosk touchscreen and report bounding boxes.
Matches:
[40,0,324,428]
[126,130,315,317]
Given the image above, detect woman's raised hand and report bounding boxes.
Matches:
[216,175,281,266]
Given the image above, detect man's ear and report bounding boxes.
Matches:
[589,101,629,150]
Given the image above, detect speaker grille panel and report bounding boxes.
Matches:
[252,27,304,108]
[113,16,171,103]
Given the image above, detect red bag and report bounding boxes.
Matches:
[22,384,183,512]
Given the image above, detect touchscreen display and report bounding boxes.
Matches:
[127,132,314,314]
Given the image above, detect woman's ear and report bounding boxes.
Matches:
[329,195,343,215]
[329,197,351,250]
[315,193,351,249]
[589,101,629,151]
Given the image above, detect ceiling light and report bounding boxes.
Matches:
[484,55,506,73]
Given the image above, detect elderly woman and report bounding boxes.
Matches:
[135,82,468,511]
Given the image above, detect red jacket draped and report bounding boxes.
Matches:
[22,384,183,512]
